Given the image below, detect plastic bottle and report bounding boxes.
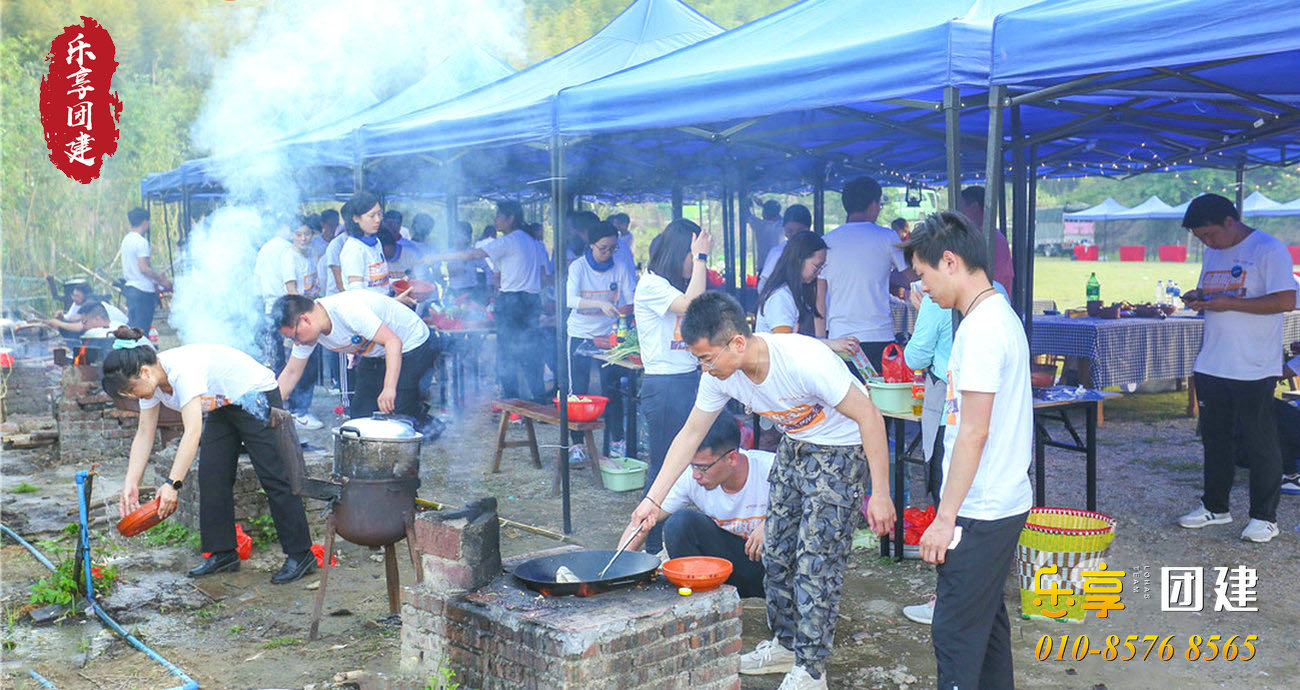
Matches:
[1086,272,1101,302]
[616,314,628,345]
[1155,280,1165,305]
[911,370,925,416]
[1169,281,1181,300]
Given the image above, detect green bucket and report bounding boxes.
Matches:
[600,457,648,492]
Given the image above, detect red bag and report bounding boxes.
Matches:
[204,523,252,560]
[881,343,911,383]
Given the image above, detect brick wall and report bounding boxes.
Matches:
[56,364,153,464]
[3,360,59,417]
[399,528,743,690]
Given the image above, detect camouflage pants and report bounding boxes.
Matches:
[764,437,866,677]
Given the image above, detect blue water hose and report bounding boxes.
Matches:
[0,473,199,690]
[27,669,57,688]
[75,471,199,690]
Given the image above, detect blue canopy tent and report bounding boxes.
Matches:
[1252,194,1300,217]
[1063,197,1133,222]
[985,0,1300,330]
[357,0,723,198]
[140,42,516,202]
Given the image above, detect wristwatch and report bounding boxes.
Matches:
[695,252,708,262]
[165,478,183,491]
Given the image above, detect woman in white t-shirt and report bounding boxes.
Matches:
[566,221,638,463]
[753,231,857,350]
[103,333,314,584]
[339,191,390,295]
[278,219,323,427]
[632,219,713,554]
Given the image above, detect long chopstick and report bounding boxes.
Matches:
[597,519,646,579]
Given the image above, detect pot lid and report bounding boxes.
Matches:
[335,414,422,440]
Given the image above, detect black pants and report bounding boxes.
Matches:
[1276,398,1300,474]
[353,334,440,423]
[123,286,158,331]
[495,291,543,400]
[640,371,699,553]
[664,509,765,598]
[933,510,1028,690]
[568,337,624,444]
[197,390,311,557]
[1195,373,1281,522]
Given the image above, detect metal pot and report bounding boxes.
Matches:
[332,414,422,480]
[332,477,421,546]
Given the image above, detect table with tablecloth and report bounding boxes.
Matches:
[1030,311,1300,389]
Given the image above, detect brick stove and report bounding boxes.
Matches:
[397,502,743,690]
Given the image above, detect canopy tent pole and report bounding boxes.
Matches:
[1025,145,1039,344]
[672,186,684,220]
[983,86,1006,290]
[721,187,734,289]
[1235,162,1245,211]
[1010,105,1029,319]
[161,200,175,282]
[444,195,458,249]
[813,165,826,235]
[943,86,962,210]
[549,132,572,535]
[738,182,748,285]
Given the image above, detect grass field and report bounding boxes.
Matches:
[1031,257,1202,310]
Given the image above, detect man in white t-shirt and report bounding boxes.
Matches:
[119,207,172,331]
[1175,194,1296,544]
[904,211,1032,690]
[756,205,812,292]
[618,414,770,599]
[273,291,440,432]
[747,199,784,280]
[277,220,324,430]
[626,292,894,690]
[607,212,637,275]
[425,201,547,401]
[816,177,909,371]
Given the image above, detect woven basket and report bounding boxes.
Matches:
[1016,507,1117,623]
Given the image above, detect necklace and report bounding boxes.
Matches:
[964,286,996,315]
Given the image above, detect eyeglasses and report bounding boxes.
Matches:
[289,318,309,344]
[690,449,734,475]
[592,242,617,253]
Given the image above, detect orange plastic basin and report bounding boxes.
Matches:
[662,556,733,592]
[392,279,437,300]
[555,395,608,422]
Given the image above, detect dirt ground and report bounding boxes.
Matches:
[2,378,1297,689]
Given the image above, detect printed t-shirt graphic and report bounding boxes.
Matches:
[1200,264,1247,299]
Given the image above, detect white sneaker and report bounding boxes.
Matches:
[568,444,587,464]
[777,665,826,690]
[1177,505,1232,529]
[610,439,627,458]
[1240,519,1279,543]
[903,595,935,625]
[294,413,324,431]
[739,637,796,675]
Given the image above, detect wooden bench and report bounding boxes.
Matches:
[492,399,603,484]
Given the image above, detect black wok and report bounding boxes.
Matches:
[512,549,660,596]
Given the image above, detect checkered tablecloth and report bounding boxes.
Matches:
[1031,311,1300,389]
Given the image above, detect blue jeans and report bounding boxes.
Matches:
[123,286,157,331]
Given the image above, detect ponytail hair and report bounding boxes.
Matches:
[101,327,157,398]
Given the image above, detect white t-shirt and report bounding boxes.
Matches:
[66,302,83,319]
[821,221,906,342]
[138,344,277,414]
[340,237,390,294]
[566,256,637,339]
[481,230,547,294]
[755,285,799,334]
[473,236,498,274]
[75,302,128,324]
[385,242,421,283]
[322,233,348,295]
[941,293,1033,521]
[120,232,155,292]
[756,239,786,293]
[696,333,864,446]
[281,249,319,296]
[309,235,328,264]
[444,257,489,290]
[633,273,698,375]
[254,236,292,300]
[662,450,773,538]
[614,232,636,275]
[291,290,428,359]
[1193,229,1296,381]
